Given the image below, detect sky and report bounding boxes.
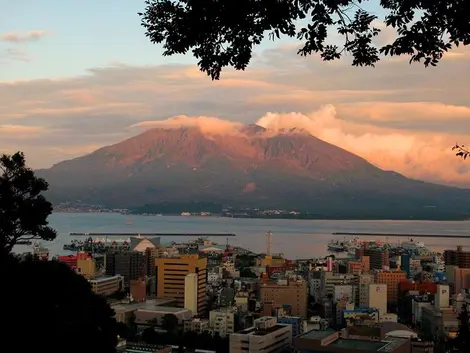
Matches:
[1,1,469,188]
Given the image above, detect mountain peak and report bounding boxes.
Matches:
[240,124,267,136]
[37,122,470,219]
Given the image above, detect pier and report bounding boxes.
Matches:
[69,232,236,237]
[332,232,468,239]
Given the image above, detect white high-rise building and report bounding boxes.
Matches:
[368,283,387,314]
[184,273,198,315]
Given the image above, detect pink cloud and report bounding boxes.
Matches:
[0,30,47,43]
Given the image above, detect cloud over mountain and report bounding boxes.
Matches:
[0,44,469,188]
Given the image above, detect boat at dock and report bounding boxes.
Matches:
[63,237,131,253]
[328,239,346,252]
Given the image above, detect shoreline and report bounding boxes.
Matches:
[51,211,470,222]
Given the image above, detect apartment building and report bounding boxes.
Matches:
[156,254,207,315]
[230,317,291,353]
[89,275,123,296]
[260,277,308,317]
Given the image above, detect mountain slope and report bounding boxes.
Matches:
[38,125,470,219]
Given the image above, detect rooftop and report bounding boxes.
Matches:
[237,324,289,336]
[343,308,378,314]
[300,329,337,340]
[90,275,122,282]
[329,338,387,351]
[111,298,177,312]
[138,305,186,313]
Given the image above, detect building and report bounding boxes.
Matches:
[117,343,172,353]
[89,275,123,296]
[156,254,207,315]
[320,272,356,301]
[184,273,198,314]
[277,316,306,338]
[112,298,177,323]
[357,274,374,308]
[294,328,411,353]
[145,246,166,277]
[410,339,434,353]
[76,256,96,279]
[133,306,192,327]
[375,270,407,304]
[209,307,237,337]
[421,285,459,339]
[400,254,411,278]
[343,308,380,326]
[454,268,470,294]
[130,236,160,252]
[334,285,355,302]
[105,251,147,287]
[347,256,370,275]
[444,246,470,268]
[398,280,437,296]
[130,278,147,302]
[368,284,387,314]
[58,252,91,269]
[356,246,390,270]
[184,318,210,333]
[230,316,291,353]
[256,255,285,268]
[260,277,308,317]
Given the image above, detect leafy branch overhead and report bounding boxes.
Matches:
[453,144,469,160]
[139,0,470,79]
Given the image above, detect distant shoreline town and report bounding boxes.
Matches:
[52,205,469,221]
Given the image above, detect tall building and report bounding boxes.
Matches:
[375,270,407,305]
[400,254,411,278]
[209,307,237,337]
[356,246,390,270]
[368,284,387,314]
[184,273,198,315]
[105,251,147,287]
[156,254,207,315]
[435,284,450,309]
[260,278,308,317]
[347,256,370,275]
[444,246,470,268]
[454,268,470,295]
[357,274,374,308]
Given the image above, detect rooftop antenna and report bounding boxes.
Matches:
[266,231,273,256]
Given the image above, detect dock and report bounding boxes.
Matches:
[332,232,468,239]
[70,232,236,237]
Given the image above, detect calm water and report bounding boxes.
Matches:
[17,213,470,259]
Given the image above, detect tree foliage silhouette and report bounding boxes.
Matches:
[0,152,56,255]
[453,144,469,160]
[162,313,179,332]
[456,304,470,351]
[5,256,120,353]
[1,152,120,353]
[140,0,470,80]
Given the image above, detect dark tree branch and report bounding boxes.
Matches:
[453,144,469,160]
[139,0,470,79]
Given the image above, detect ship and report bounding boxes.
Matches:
[396,239,425,249]
[327,239,346,252]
